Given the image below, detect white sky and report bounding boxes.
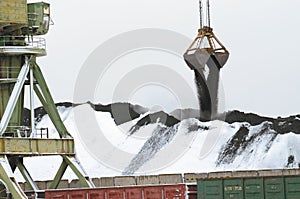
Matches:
[29,0,300,117]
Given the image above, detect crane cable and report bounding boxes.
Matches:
[207,0,211,28]
[199,0,203,29]
[199,0,211,29]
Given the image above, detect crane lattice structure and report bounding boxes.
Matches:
[0,1,93,198]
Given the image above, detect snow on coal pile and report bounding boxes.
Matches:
[17,103,300,181]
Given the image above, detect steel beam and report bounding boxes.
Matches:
[32,63,71,138]
[29,67,36,137]
[0,58,29,135]
[0,156,27,199]
[33,84,50,115]
[62,156,94,188]
[16,158,39,191]
[0,138,75,155]
[48,159,68,189]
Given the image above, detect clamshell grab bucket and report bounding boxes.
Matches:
[184,27,229,71]
[184,48,210,70]
[183,26,229,121]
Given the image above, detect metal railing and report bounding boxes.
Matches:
[3,126,49,138]
[4,126,31,138]
[35,128,49,138]
[0,36,46,50]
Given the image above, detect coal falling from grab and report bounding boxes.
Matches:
[183,0,229,121]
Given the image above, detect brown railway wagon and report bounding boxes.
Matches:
[45,184,186,199]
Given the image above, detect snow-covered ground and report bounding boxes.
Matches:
[16,104,300,181]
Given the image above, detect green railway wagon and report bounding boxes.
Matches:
[264,177,285,199]
[285,177,300,199]
[224,179,243,199]
[244,178,264,199]
[198,179,223,199]
[197,172,300,199]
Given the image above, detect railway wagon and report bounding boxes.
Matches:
[197,170,300,199]
[45,184,186,199]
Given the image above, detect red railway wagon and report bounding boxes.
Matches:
[45,184,186,199]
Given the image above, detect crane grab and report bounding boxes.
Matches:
[184,0,229,121]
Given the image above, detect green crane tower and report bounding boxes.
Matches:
[0,1,93,198]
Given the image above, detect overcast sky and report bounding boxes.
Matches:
[28,0,300,117]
